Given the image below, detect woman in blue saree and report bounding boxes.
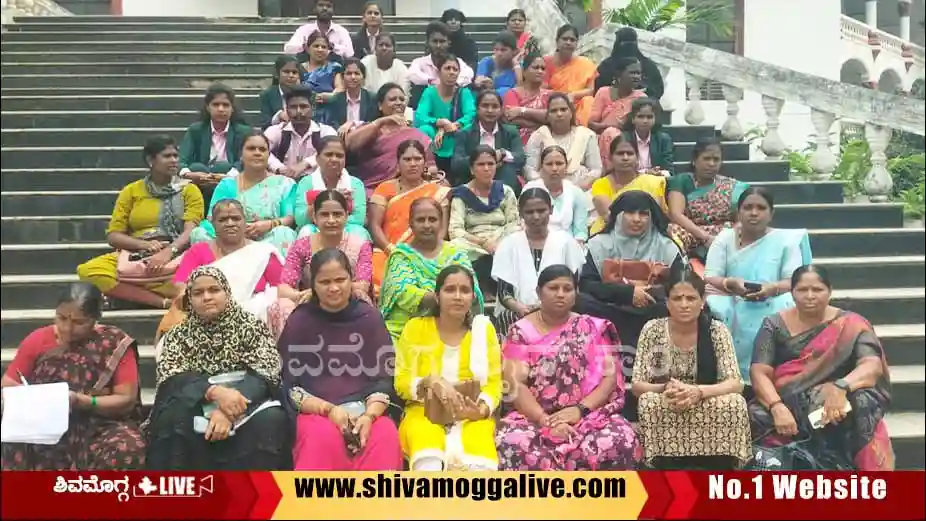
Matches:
[301,30,344,128]
[704,187,812,387]
[190,133,298,256]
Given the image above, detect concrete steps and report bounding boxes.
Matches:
[1,14,922,468]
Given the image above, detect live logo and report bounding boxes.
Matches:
[156,477,197,496]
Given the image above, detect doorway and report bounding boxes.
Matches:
[281,0,395,17]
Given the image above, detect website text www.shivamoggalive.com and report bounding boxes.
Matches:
[293,474,626,501]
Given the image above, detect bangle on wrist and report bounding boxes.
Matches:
[768,400,783,412]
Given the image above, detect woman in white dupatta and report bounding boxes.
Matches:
[155,199,287,351]
[491,188,585,340]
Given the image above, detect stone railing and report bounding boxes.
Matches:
[2,0,71,29]
[2,0,72,20]
[841,14,925,70]
[520,0,926,203]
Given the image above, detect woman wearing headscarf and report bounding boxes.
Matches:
[577,191,682,421]
[595,27,664,100]
[145,266,289,470]
[577,190,683,359]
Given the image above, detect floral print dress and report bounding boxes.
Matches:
[496,314,639,470]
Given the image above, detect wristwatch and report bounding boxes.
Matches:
[833,378,851,392]
[576,403,591,417]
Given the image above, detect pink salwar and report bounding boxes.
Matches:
[293,415,404,471]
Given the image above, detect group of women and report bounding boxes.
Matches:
[20,8,893,472]
[4,251,895,473]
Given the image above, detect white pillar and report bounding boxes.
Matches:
[898,0,912,41]
[865,0,878,27]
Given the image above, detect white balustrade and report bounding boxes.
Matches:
[809,110,838,179]
[760,96,786,160]
[720,84,744,141]
[683,74,705,126]
[864,123,894,202]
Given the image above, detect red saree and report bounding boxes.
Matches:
[749,311,894,470]
[1,325,146,470]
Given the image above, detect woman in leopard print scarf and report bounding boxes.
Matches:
[146,266,290,470]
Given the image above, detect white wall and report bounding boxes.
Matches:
[394,0,515,17]
[674,0,841,153]
[122,0,258,16]
[740,0,842,152]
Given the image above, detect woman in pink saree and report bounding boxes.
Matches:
[496,265,639,471]
[503,54,551,145]
[749,265,894,470]
[345,82,438,194]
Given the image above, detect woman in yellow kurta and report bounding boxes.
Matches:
[394,265,502,471]
[590,133,667,235]
[544,24,597,126]
[77,136,204,309]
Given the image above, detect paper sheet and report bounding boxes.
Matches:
[1,382,70,445]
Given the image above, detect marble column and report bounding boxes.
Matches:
[898,0,912,41]
[865,0,878,27]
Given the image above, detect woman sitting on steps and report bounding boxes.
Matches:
[77,135,204,310]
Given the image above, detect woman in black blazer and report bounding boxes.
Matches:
[259,55,301,129]
[451,90,526,193]
[328,58,380,133]
[351,1,385,60]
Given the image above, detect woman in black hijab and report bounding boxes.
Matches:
[595,27,664,100]
[441,8,479,70]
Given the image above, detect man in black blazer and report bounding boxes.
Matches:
[450,120,526,194]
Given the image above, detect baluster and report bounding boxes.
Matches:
[760,95,786,160]
[720,84,744,141]
[684,74,705,126]
[809,109,837,179]
[864,123,894,202]
[655,64,674,113]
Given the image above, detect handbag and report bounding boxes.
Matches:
[423,380,481,426]
[601,259,669,286]
[116,249,184,284]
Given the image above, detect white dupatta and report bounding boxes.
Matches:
[490,230,586,315]
[154,241,283,361]
[443,314,495,470]
[210,241,284,322]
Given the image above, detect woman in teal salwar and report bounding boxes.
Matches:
[379,198,483,340]
[292,136,370,241]
[704,187,813,387]
[413,53,476,174]
[190,133,298,255]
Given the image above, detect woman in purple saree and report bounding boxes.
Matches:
[345,82,439,194]
[278,248,402,471]
[749,265,894,470]
[496,265,639,471]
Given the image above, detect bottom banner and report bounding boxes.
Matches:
[1,471,923,520]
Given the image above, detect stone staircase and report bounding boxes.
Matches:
[1,16,923,469]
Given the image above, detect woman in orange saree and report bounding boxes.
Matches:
[368,139,450,293]
[749,265,894,471]
[543,24,596,127]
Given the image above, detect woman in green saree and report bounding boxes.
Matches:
[667,137,749,260]
[379,197,483,340]
[189,133,298,256]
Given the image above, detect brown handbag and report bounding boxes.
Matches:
[601,259,670,286]
[423,380,482,426]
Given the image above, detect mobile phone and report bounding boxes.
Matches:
[808,402,853,429]
[128,251,151,262]
[744,282,763,293]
